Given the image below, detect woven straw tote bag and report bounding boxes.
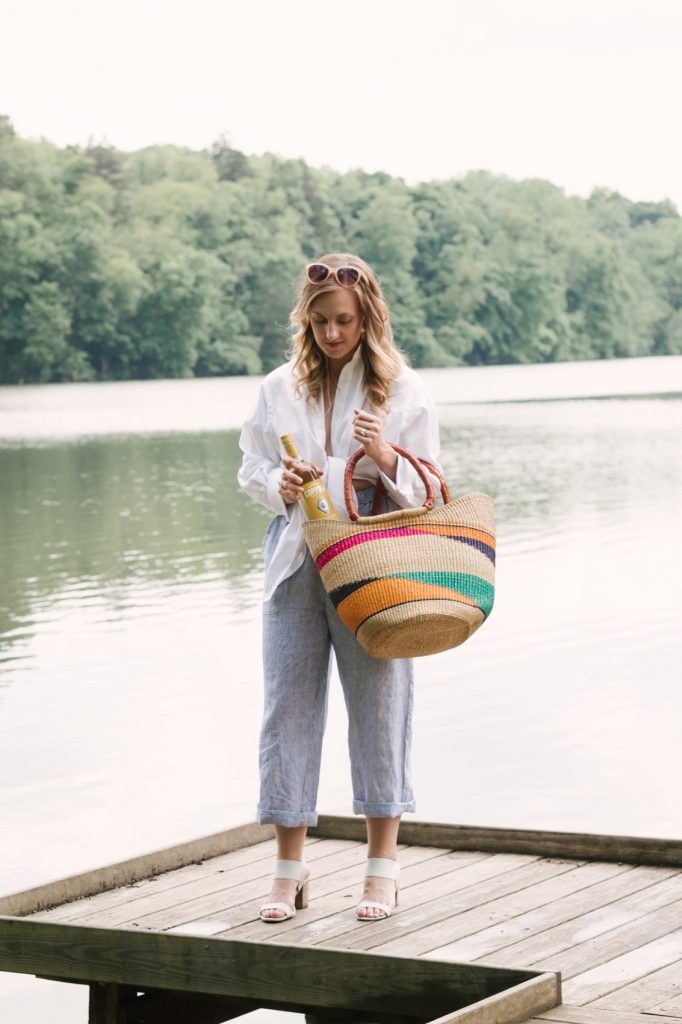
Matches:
[302,445,495,659]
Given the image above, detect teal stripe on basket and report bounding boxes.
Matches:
[390,571,495,617]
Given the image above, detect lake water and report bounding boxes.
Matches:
[1,354,681,1022]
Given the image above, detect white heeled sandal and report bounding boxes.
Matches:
[259,859,310,922]
[356,857,400,921]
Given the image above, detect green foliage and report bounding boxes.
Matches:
[1,114,681,383]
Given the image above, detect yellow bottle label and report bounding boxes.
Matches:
[301,480,338,520]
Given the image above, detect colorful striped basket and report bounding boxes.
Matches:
[302,445,496,659]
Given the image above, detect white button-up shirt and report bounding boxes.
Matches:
[237,344,442,601]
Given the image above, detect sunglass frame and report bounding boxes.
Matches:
[305,262,364,288]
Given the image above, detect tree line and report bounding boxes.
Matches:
[1,114,681,384]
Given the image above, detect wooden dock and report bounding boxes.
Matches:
[1,815,682,1023]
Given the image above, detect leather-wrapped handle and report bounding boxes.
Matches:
[344,444,448,522]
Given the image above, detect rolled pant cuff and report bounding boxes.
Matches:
[256,806,319,827]
[353,799,416,816]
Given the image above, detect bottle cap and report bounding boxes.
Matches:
[280,434,298,458]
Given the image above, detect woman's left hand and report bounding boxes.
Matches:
[352,408,389,461]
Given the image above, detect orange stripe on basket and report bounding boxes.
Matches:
[337,577,479,635]
[440,519,496,541]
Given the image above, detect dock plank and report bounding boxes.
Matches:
[475,868,682,969]
[418,861,634,963]
[34,841,316,927]
[587,958,682,1013]
[312,816,682,868]
[363,859,596,957]
[647,990,682,1018]
[529,1006,680,1023]
[559,928,682,1005]
[31,836,284,922]
[426,973,560,1024]
[55,838,363,928]
[532,895,682,981]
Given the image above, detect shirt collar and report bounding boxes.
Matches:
[338,341,364,384]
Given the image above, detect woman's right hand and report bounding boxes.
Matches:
[279,456,324,504]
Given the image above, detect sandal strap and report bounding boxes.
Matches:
[356,899,391,916]
[273,859,308,882]
[260,901,295,916]
[365,857,400,881]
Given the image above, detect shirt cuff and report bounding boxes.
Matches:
[378,455,432,509]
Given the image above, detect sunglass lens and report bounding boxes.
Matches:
[307,264,329,283]
[337,267,360,286]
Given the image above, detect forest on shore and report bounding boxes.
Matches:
[1,113,681,384]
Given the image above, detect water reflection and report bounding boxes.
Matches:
[1,396,681,684]
[0,432,269,670]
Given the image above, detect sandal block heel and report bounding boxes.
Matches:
[295,877,309,910]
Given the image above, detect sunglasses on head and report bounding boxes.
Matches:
[305,262,364,288]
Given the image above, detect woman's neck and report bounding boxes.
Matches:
[324,345,360,388]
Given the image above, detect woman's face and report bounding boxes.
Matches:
[308,288,365,370]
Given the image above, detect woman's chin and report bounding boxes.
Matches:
[320,340,362,362]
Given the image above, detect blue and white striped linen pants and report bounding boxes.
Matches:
[256,484,416,827]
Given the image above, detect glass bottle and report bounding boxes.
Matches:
[279,434,339,520]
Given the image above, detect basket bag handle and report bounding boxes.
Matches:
[344,444,451,522]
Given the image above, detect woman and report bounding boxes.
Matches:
[238,252,441,923]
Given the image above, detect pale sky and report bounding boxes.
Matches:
[3,0,682,209]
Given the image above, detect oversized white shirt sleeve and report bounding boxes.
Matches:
[237,382,292,520]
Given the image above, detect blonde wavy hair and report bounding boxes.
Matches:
[288,252,403,412]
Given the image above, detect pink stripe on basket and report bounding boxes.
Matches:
[316,527,454,571]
